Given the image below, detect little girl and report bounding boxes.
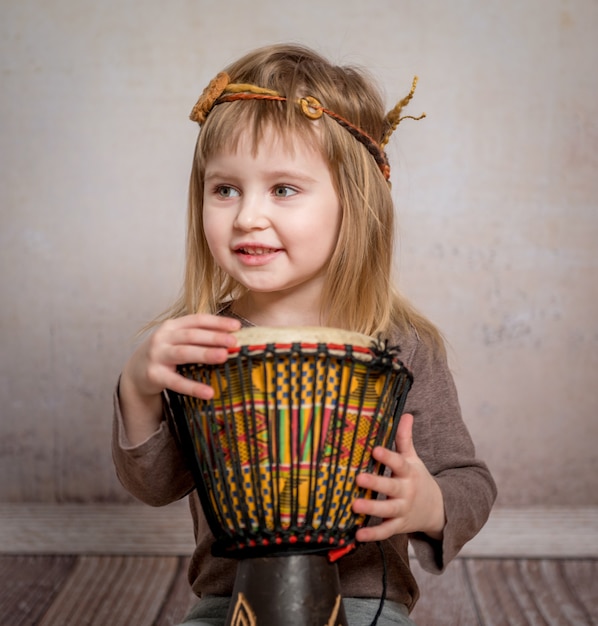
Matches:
[113,43,496,625]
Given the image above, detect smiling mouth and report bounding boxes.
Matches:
[236,247,279,255]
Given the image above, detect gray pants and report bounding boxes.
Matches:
[180,596,417,625]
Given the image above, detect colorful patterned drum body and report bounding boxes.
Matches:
[168,326,412,560]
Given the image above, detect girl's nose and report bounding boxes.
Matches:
[233,195,269,230]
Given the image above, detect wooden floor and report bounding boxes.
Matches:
[1,504,597,625]
[1,554,596,625]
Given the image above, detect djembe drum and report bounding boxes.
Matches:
[167,327,412,626]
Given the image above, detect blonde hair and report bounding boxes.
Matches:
[158,43,441,347]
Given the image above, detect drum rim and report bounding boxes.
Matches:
[228,326,387,365]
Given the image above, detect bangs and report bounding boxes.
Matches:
[197,99,322,164]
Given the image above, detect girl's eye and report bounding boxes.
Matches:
[273,185,297,198]
[216,186,240,198]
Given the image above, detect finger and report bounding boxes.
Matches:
[353,495,405,521]
[355,520,397,543]
[157,316,240,348]
[178,313,242,332]
[395,413,415,457]
[166,345,233,367]
[170,327,239,350]
[352,495,383,517]
[355,469,403,497]
[368,445,409,478]
[160,369,218,400]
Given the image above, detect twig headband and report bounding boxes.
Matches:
[190,72,425,182]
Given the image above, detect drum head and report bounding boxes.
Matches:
[230,326,377,360]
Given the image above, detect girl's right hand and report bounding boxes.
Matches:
[118,314,241,445]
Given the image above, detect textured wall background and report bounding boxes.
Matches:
[1,0,597,505]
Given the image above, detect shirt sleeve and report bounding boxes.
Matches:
[402,331,497,573]
[111,380,194,506]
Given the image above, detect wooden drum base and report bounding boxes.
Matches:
[226,554,349,626]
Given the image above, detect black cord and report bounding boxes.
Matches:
[369,541,388,626]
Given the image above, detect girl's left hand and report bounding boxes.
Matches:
[352,413,446,542]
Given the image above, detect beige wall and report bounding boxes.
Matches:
[1,0,596,506]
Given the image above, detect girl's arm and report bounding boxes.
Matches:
[112,313,241,505]
[352,329,497,572]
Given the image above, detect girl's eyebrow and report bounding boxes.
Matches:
[204,169,319,184]
[267,170,318,183]
[203,170,231,181]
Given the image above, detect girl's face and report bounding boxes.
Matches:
[202,125,341,309]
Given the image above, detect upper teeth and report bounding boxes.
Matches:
[241,248,275,255]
